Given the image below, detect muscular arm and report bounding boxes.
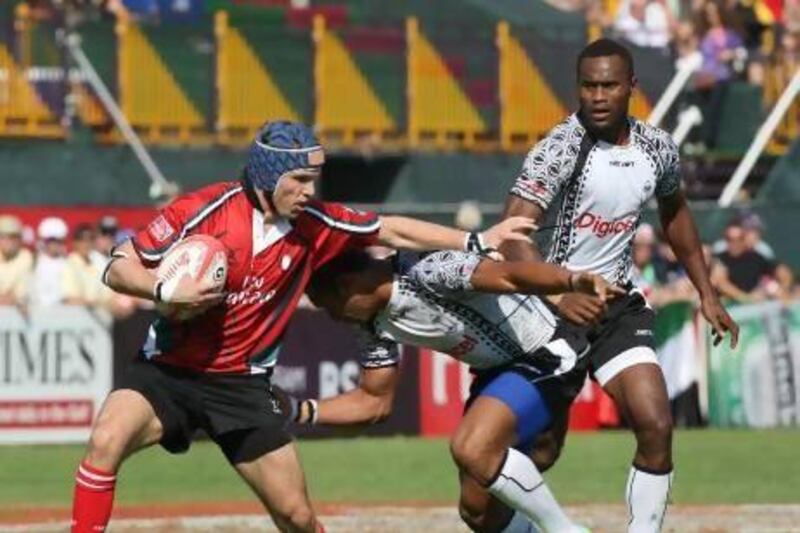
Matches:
[498,195,545,262]
[658,191,715,300]
[316,366,400,426]
[470,259,572,295]
[659,190,739,346]
[378,215,534,253]
[103,240,159,300]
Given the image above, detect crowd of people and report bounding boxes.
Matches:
[631,209,796,308]
[578,0,800,148]
[0,213,141,317]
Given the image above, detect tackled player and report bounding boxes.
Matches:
[289,248,623,532]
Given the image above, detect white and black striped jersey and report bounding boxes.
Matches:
[511,114,680,284]
[359,251,577,372]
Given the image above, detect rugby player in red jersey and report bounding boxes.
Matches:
[70,121,533,533]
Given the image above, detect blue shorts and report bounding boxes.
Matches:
[466,320,589,450]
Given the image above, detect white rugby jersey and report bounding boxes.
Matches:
[511,114,680,284]
[359,251,570,370]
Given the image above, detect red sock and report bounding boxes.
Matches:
[71,461,116,533]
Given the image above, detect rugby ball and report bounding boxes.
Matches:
[155,234,228,321]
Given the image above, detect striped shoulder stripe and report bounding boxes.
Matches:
[139,185,243,262]
[303,206,381,234]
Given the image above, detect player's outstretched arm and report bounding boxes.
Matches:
[378,215,534,253]
[470,260,622,300]
[658,190,739,348]
[294,366,400,426]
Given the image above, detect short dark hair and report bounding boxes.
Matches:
[577,38,634,79]
[306,249,373,306]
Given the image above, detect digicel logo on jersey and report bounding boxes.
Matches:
[576,212,636,238]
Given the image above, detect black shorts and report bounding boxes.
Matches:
[587,288,658,386]
[117,357,292,463]
[466,318,590,418]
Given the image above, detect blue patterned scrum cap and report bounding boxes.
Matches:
[244,121,325,191]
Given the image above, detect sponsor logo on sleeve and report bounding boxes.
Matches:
[148,215,175,243]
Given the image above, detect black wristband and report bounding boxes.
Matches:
[465,232,488,255]
[153,280,164,303]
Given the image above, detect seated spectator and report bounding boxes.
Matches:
[693,0,746,148]
[712,211,774,258]
[614,0,675,48]
[786,0,800,35]
[632,223,659,295]
[637,225,698,306]
[0,215,33,306]
[94,215,119,259]
[30,217,69,307]
[62,223,114,309]
[674,20,700,58]
[713,222,788,301]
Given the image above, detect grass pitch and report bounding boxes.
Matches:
[3,429,799,510]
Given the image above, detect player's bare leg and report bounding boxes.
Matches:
[234,441,322,532]
[603,362,673,533]
[84,389,165,470]
[72,389,164,533]
[459,414,571,533]
[451,390,582,533]
[529,413,569,474]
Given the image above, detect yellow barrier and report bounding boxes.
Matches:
[629,87,652,120]
[764,60,799,155]
[406,17,486,149]
[215,11,299,145]
[313,15,395,147]
[497,22,568,151]
[0,4,62,138]
[116,9,205,144]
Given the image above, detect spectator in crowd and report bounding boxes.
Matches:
[675,19,700,57]
[632,223,659,294]
[30,217,69,307]
[786,0,800,34]
[712,221,790,301]
[635,224,699,306]
[614,0,676,48]
[454,200,484,232]
[693,0,746,148]
[62,223,114,309]
[0,215,34,306]
[94,215,118,259]
[712,210,774,258]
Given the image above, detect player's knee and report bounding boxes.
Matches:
[273,500,315,531]
[458,500,489,532]
[530,440,561,473]
[635,413,673,449]
[450,431,502,485]
[85,426,126,470]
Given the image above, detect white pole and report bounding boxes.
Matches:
[648,52,703,127]
[64,33,179,200]
[718,69,800,207]
[671,105,702,146]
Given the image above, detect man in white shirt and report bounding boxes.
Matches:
[30,217,69,307]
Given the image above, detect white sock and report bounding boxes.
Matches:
[501,510,541,533]
[626,465,673,533]
[488,448,577,533]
